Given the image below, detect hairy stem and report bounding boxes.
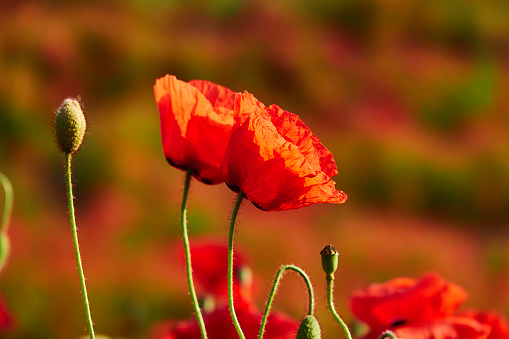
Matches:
[181,170,207,339]
[65,153,95,339]
[258,265,314,339]
[326,278,352,339]
[228,191,246,339]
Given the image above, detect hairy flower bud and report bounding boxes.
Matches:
[296,315,322,339]
[54,98,86,153]
[320,244,339,279]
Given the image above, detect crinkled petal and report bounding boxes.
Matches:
[224,92,346,211]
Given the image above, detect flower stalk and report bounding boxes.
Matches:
[0,173,12,233]
[0,172,13,273]
[259,265,315,339]
[65,153,95,339]
[228,191,246,339]
[180,170,207,339]
[321,245,352,339]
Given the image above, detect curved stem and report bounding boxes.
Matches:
[65,153,95,339]
[0,172,13,272]
[326,278,352,339]
[228,191,246,339]
[181,170,207,339]
[380,331,399,339]
[0,172,13,233]
[258,265,314,339]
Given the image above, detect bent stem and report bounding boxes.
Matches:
[380,331,399,339]
[181,170,207,339]
[228,191,246,339]
[0,172,13,272]
[0,172,13,233]
[65,153,95,339]
[326,277,352,339]
[258,265,314,339]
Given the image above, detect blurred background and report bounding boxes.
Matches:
[1,0,509,338]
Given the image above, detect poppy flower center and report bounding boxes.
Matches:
[390,319,407,327]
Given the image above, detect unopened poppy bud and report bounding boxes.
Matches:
[237,265,253,288]
[296,315,322,339]
[54,98,86,153]
[198,295,215,313]
[320,244,339,279]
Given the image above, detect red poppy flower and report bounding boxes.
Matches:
[460,310,509,339]
[150,241,299,339]
[223,92,347,211]
[349,273,490,339]
[181,242,254,307]
[154,75,237,184]
[151,304,298,339]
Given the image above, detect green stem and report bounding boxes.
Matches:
[228,191,246,339]
[0,172,13,233]
[326,277,352,339]
[380,331,399,339]
[258,265,314,339]
[65,153,95,339]
[181,170,207,339]
[0,172,13,273]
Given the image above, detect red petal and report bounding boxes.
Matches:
[223,92,347,211]
[459,310,509,339]
[154,75,236,184]
[350,273,468,329]
[160,305,298,339]
[182,242,253,306]
[360,317,490,339]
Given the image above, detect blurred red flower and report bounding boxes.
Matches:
[460,310,509,339]
[349,273,506,339]
[223,91,347,211]
[153,304,298,339]
[150,241,299,339]
[0,295,12,330]
[184,242,254,307]
[154,75,237,184]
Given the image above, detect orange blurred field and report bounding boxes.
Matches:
[1,1,509,338]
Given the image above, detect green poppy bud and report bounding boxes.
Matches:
[198,295,216,313]
[320,244,339,279]
[237,265,253,288]
[54,98,86,153]
[296,315,322,339]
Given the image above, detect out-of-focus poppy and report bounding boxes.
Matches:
[223,92,347,211]
[154,75,237,184]
[349,273,493,339]
[181,242,254,307]
[150,241,299,339]
[0,295,12,330]
[152,304,298,339]
[460,310,509,339]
